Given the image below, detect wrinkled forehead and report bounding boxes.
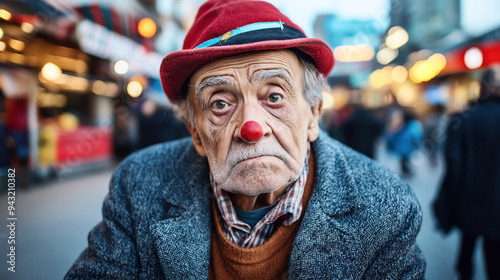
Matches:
[188,49,303,90]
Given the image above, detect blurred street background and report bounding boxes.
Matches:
[0,0,499,279]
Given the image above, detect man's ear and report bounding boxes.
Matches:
[307,100,322,142]
[183,119,207,157]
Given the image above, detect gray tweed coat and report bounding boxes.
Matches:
[65,131,425,279]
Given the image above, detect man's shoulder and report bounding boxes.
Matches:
[315,131,419,212]
[111,137,205,194]
[124,137,193,165]
[316,131,405,186]
[344,143,412,196]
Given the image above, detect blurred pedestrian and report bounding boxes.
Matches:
[6,97,29,167]
[433,66,500,280]
[341,104,384,158]
[113,104,135,160]
[0,112,11,168]
[423,104,447,166]
[385,107,423,178]
[137,99,190,149]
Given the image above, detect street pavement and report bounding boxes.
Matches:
[0,143,488,279]
[0,168,112,280]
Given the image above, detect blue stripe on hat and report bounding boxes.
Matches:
[194,21,285,49]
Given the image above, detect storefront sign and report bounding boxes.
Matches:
[76,19,162,78]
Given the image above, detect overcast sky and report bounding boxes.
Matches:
[264,0,500,37]
[263,0,390,37]
[461,0,500,35]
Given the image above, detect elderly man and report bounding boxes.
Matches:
[66,0,425,279]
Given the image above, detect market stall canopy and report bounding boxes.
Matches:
[0,0,71,19]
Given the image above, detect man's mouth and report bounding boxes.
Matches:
[227,143,288,168]
[236,155,275,165]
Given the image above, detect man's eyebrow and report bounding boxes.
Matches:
[251,69,294,87]
[195,76,234,96]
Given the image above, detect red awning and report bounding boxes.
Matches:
[73,3,143,39]
[442,40,500,75]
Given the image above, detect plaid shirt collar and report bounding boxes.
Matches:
[211,145,310,248]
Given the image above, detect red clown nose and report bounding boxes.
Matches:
[240,121,263,142]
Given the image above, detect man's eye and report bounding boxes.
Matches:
[267,94,282,103]
[212,100,229,110]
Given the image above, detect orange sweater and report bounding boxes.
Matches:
[209,153,316,280]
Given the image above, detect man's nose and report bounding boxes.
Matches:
[240,121,263,142]
[234,102,269,143]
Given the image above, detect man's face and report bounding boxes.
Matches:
[185,50,321,196]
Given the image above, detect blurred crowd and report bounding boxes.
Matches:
[324,66,500,280]
[324,102,442,179]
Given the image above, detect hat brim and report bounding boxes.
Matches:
[160,38,334,102]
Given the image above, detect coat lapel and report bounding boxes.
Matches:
[289,132,362,278]
[152,206,211,279]
[151,143,212,279]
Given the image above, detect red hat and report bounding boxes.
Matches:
[160,0,334,102]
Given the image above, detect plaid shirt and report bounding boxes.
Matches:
[211,146,310,248]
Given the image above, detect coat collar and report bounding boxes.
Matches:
[152,131,360,278]
[161,143,210,210]
[152,142,212,279]
[310,130,358,217]
[289,130,362,277]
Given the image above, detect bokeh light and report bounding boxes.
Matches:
[395,83,418,106]
[41,62,62,81]
[58,112,79,131]
[377,47,398,65]
[464,47,483,69]
[392,66,408,83]
[138,18,157,38]
[370,66,394,88]
[9,39,25,51]
[385,26,409,49]
[322,91,335,110]
[114,60,129,75]
[21,22,34,34]
[92,80,107,95]
[334,44,375,63]
[331,87,351,110]
[0,9,11,21]
[409,53,446,83]
[127,81,143,97]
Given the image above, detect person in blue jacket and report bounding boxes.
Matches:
[385,107,424,178]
